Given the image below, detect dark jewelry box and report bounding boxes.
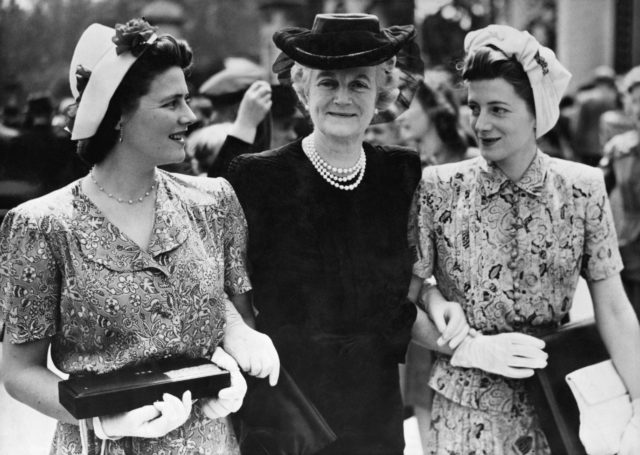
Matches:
[59,357,231,419]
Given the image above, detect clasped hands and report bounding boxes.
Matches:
[427,296,547,378]
[94,347,247,440]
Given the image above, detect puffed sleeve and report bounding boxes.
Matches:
[408,172,437,281]
[0,208,61,343]
[580,170,624,281]
[218,179,252,296]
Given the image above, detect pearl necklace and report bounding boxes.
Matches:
[89,167,156,204]
[302,134,366,191]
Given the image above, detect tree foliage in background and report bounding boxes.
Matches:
[0,0,261,107]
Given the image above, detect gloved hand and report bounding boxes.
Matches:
[202,347,248,419]
[426,296,471,349]
[450,332,548,378]
[224,316,280,385]
[95,390,192,439]
[619,398,640,455]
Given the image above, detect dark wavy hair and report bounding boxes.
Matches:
[76,35,193,165]
[460,46,535,117]
[414,80,469,156]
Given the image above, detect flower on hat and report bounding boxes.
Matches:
[112,18,158,57]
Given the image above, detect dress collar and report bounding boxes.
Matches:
[72,171,190,273]
[477,150,548,198]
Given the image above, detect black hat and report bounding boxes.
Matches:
[273,13,415,69]
[272,13,424,123]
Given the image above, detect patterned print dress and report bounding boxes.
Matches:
[409,151,623,455]
[0,171,251,455]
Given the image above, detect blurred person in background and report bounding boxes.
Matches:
[599,82,635,150]
[0,18,278,455]
[398,79,478,168]
[186,94,214,133]
[600,65,640,318]
[269,84,301,149]
[187,121,232,176]
[364,120,403,146]
[0,94,54,223]
[571,66,620,166]
[199,78,272,177]
[0,103,21,142]
[196,57,303,177]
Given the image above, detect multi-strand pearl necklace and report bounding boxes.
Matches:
[90,167,156,205]
[302,134,366,191]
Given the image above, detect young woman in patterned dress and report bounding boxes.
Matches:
[410,24,640,455]
[0,18,278,455]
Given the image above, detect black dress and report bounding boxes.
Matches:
[227,139,421,455]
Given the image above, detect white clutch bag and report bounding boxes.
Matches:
[565,359,632,455]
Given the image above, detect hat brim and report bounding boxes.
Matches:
[72,50,138,140]
[273,25,414,69]
[272,27,423,124]
[69,23,157,141]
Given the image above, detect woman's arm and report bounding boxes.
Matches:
[591,274,640,454]
[409,275,469,354]
[2,338,77,424]
[590,274,640,399]
[223,295,280,385]
[231,291,256,328]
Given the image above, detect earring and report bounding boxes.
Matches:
[118,125,124,143]
[374,108,379,115]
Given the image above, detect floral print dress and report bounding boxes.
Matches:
[409,151,623,455]
[0,170,251,455]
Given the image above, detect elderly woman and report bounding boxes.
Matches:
[411,24,640,454]
[0,18,277,455]
[227,13,467,455]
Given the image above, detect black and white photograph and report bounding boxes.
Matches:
[1,0,639,454]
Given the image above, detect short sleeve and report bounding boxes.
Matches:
[218,179,252,296]
[0,209,61,343]
[409,176,436,281]
[581,171,624,281]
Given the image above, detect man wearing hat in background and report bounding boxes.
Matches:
[193,56,302,177]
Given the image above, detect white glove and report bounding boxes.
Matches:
[202,347,248,419]
[619,398,640,455]
[224,318,280,385]
[95,390,192,439]
[450,332,548,378]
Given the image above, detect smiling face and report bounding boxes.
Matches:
[467,77,537,179]
[121,66,196,166]
[307,66,378,143]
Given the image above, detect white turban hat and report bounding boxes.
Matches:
[464,24,572,138]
